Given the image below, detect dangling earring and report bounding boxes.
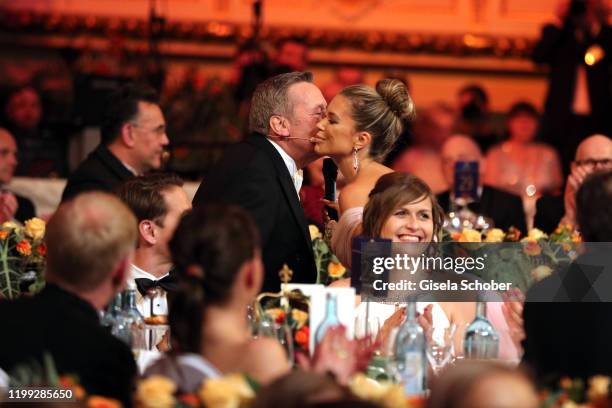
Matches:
[352,147,360,172]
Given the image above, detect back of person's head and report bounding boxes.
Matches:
[427,361,538,408]
[249,71,314,135]
[363,172,444,239]
[576,169,612,242]
[339,78,416,162]
[507,101,539,120]
[251,370,354,408]
[168,204,260,353]
[116,173,184,225]
[45,192,138,291]
[458,84,489,107]
[101,83,159,145]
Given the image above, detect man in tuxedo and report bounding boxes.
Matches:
[0,128,35,222]
[437,134,527,234]
[534,134,612,233]
[117,173,191,318]
[0,192,138,406]
[193,72,326,292]
[62,83,169,201]
[523,169,612,384]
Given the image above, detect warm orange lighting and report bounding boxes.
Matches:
[585,44,604,66]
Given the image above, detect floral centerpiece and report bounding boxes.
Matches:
[443,224,581,293]
[310,225,347,285]
[540,376,611,408]
[0,217,46,300]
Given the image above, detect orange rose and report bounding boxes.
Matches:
[295,326,310,352]
[36,243,47,257]
[327,261,346,278]
[275,310,286,324]
[523,241,541,256]
[16,240,31,256]
[178,394,200,407]
[86,396,122,408]
[0,230,8,240]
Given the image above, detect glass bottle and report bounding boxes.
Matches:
[393,301,427,395]
[120,284,146,349]
[315,293,341,344]
[463,302,499,359]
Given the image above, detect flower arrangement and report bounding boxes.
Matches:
[310,225,348,285]
[349,374,425,408]
[0,217,47,300]
[135,374,256,408]
[443,223,580,293]
[540,376,611,408]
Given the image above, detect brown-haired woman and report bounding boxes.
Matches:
[311,78,416,266]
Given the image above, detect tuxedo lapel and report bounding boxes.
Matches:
[247,134,313,253]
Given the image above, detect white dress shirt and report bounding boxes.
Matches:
[267,138,303,197]
[128,264,169,318]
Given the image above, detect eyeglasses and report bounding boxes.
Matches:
[574,158,612,167]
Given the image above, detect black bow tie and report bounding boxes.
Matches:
[134,275,178,296]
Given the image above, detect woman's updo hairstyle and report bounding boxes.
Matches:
[168,204,260,353]
[362,172,444,240]
[339,78,415,162]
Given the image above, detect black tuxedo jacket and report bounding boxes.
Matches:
[193,133,316,292]
[437,185,527,234]
[0,284,136,406]
[534,194,565,234]
[62,144,135,202]
[522,249,612,385]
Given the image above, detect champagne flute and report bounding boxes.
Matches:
[426,325,456,375]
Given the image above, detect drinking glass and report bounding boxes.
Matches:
[426,325,456,375]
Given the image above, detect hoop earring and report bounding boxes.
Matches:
[352,147,360,172]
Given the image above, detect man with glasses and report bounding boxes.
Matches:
[62,84,169,201]
[193,72,327,292]
[534,134,612,233]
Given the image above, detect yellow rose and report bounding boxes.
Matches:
[291,308,309,328]
[199,374,254,408]
[309,225,322,241]
[379,385,410,408]
[526,228,548,242]
[587,375,610,404]
[327,261,346,278]
[2,221,20,230]
[349,374,389,401]
[484,228,505,242]
[135,375,176,408]
[24,217,45,241]
[531,265,553,281]
[459,228,482,243]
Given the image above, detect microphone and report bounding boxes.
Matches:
[323,158,338,221]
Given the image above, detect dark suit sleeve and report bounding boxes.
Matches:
[195,162,280,246]
[532,23,565,64]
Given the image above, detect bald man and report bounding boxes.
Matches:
[0,128,35,222]
[437,135,527,234]
[534,134,612,233]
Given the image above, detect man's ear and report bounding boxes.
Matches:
[139,220,157,245]
[120,122,137,148]
[269,115,290,137]
[111,255,130,292]
[353,131,372,150]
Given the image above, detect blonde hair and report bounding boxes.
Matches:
[46,192,138,291]
[340,78,415,161]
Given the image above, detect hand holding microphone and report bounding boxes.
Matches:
[322,158,339,221]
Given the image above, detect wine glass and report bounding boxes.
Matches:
[426,325,456,375]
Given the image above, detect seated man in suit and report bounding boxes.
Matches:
[62,83,169,201]
[437,134,527,234]
[0,192,138,406]
[534,134,612,233]
[117,173,191,319]
[193,72,327,292]
[0,128,35,222]
[523,170,612,385]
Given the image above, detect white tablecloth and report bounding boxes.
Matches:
[7,177,200,218]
